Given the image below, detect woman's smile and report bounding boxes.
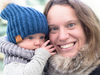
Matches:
[57,41,76,52]
[60,43,74,49]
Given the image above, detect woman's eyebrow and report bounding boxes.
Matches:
[66,19,78,23]
[48,24,56,26]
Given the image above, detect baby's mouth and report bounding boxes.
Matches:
[60,43,75,49]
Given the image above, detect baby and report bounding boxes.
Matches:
[0,1,56,75]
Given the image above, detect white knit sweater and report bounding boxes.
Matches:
[0,36,51,75]
[4,48,50,75]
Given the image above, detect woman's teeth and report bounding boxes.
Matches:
[60,43,74,49]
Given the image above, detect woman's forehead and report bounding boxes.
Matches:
[47,5,79,25]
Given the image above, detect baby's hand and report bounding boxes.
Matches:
[40,40,56,55]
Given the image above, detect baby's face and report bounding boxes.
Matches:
[17,33,45,50]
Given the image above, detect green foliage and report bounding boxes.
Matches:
[26,0,47,6]
[37,0,47,5]
[0,18,7,37]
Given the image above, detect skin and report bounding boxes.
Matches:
[47,5,86,57]
[18,33,45,50]
[18,33,56,55]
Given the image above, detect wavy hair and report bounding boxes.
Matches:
[44,0,100,61]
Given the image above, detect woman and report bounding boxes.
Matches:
[43,0,100,75]
[0,0,100,75]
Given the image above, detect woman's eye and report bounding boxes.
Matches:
[40,36,45,39]
[68,23,75,27]
[50,27,58,31]
[28,36,33,39]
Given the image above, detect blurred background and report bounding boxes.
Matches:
[0,0,100,75]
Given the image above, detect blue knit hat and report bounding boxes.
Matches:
[0,3,49,44]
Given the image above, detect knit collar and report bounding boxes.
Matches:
[0,36,35,60]
[47,44,100,75]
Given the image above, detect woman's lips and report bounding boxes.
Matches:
[57,42,76,51]
[60,43,74,49]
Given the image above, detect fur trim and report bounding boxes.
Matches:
[47,44,100,75]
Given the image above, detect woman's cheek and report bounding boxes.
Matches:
[49,33,56,45]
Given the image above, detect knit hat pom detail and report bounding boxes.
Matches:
[0,0,21,12]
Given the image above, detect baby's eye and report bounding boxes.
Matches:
[28,36,33,39]
[40,36,45,39]
[68,23,75,27]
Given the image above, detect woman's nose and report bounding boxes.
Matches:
[59,28,69,41]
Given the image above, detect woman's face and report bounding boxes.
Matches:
[47,5,86,57]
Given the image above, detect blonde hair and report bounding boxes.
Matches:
[44,0,100,60]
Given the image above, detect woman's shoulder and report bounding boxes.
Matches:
[89,65,100,75]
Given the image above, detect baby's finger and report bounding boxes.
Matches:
[46,45,54,49]
[42,40,50,47]
[48,47,56,53]
[50,52,56,56]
